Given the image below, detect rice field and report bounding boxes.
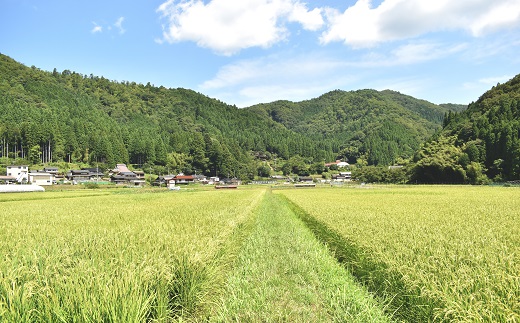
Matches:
[1,185,518,322]
[0,188,263,321]
[276,185,520,322]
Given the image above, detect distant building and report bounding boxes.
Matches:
[110,163,145,186]
[43,167,59,175]
[153,175,176,186]
[325,160,349,168]
[133,170,145,180]
[111,172,145,186]
[332,171,352,182]
[0,176,16,184]
[6,165,29,183]
[65,168,104,183]
[28,172,54,186]
[174,175,195,184]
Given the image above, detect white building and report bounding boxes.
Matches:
[6,165,29,183]
[28,172,54,186]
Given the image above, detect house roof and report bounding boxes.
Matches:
[175,175,194,180]
[71,170,90,175]
[115,164,131,173]
[29,172,53,176]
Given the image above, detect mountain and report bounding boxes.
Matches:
[411,74,520,183]
[0,53,464,178]
[0,53,334,178]
[246,89,464,165]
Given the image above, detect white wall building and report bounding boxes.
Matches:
[6,165,29,183]
[28,172,54,186]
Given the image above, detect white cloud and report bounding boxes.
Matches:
[370,76,430,98]
[157,0,324,55]
[90,17,126,36]
[201,53,345,89]
[199,53,355,106]
[91,22,102,33]
[386,41,467,65]
[463,75,514,90]
[321,0,520,47]
[199,38,471,107]
[114,17,126,34]
[288,3,323,31]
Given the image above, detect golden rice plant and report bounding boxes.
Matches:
[277,185,520,322]
[0,188,263,322]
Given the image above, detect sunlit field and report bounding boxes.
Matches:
[0,188,263,321]
[277,185,520,322]
[1,185,518,322]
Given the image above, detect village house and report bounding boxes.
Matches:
[44,167,59,175]
[67,169,103,182]
[110,164,145,186]
[6,165,29,183]
[325,160,350,168]
[174,174,195,185]
[332,171,352,182]
[28,171,54,186]
[299,176,314,183]
[133,170,145,180]
[153,174,176,186]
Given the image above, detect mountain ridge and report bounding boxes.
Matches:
[0,53,467,178]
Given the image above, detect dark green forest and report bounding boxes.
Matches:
[1,53,333,178]
[249,90,465,166]
[3,53,517,183]
[411,75,520,183]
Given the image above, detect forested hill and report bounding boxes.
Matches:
[246,90,464,165]
[411,74,520,183]
[1,53,463,178]
[0,53,333,178]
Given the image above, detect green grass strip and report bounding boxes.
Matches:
[281,195,443,322]
[213,191,391,322]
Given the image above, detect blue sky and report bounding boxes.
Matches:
[1,0,520,107]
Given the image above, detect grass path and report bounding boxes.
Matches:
[212,191,391,322]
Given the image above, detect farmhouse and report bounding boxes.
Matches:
[174,174,195,184]
[28,171,54,186]
[111,172,145,186]
[153,175,176,186]
[299,176,314,183]
[6,165,28,183]
[109,163,145,186]
[332,171,352,182]
[133,170,145,179]
[44,167,59,174]
[67,169,104,182]
[325,160,350,168]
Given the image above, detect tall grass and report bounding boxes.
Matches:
[0,189,263,321]
[277,185,520,322]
